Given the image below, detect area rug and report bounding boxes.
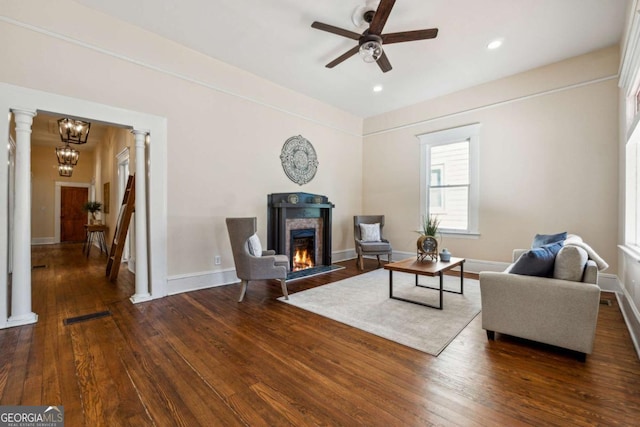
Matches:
[278,268,481,356]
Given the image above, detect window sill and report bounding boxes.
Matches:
[619,244,640,262]
[441,231,480,239]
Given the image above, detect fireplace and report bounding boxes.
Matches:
[267,193,334,270]
[290,228,315,271]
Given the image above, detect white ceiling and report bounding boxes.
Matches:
[73,0,627,118]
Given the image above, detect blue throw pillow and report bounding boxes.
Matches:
[510,241,563,277]
[531,232,567,248]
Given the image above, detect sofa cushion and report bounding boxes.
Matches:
[553,245,588,282]
[532,232,567,248]
[360,223,381,242]
[510,241,563,277]
[247,233,262,256]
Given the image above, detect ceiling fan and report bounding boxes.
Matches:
[311,0,438,73]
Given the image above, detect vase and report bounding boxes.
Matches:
[440,248,451,262]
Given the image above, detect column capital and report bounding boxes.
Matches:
[11,108,37,117]
[11,109,37,128]
[131,129,148,147]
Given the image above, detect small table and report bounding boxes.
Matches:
[383,257,465,309]
[83,224,108,257]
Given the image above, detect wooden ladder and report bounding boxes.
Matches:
[106,174,135,281]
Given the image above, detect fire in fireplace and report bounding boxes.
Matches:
[290,228,315,271]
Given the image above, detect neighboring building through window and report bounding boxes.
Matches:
[418,123,480,234]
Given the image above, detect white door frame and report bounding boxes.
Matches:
[0,82,168,329]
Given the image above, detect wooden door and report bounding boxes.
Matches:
[61,187,88,242]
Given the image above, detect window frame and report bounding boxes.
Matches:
[418,123,481,236]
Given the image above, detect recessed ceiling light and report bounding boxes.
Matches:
[373,85,383,92]
[487,39,503,50]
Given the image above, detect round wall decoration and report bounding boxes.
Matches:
[280,135,319,185]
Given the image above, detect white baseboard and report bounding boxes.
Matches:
[616,286,640,360]
[167,268,239,296]
[31,237,56,245]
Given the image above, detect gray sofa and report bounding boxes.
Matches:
[479,240,602,360]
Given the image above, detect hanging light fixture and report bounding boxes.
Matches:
[58,164,73,177]
[359,38,383,63]
[55,143,79,166]
[58,117,91,144]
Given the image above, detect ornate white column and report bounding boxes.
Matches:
[8,109,38,326]
[130,130,151,303]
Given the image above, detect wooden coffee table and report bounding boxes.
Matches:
[383,257,465,309]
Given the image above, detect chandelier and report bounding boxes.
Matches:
[58,164,73,177]
[58,118,91,144]
[55,143,79,166]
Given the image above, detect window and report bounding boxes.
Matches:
[626,123,640,248]
[418,123,480,234]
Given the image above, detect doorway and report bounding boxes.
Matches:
[116,148,132,263]
[60,186,88,242]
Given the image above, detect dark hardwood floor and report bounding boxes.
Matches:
[1,243,639,426]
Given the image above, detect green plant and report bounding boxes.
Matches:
[421,214,440,236]
[82,201,102,220]
[82,201,102,213]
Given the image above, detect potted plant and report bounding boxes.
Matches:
[83,201,103,224]
[416,215,440,261]
[421,214,440,237]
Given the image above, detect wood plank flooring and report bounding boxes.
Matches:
[1,243,639,426]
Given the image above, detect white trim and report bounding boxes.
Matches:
[167,268,239,296]
[616,287,640,360]
[620,0,640,94]
[0,16,360,137]
[619,244,640,262]
[0,82,168,321]
[32,237,56,245]
[54,181,90,243]
[365,75,617,137]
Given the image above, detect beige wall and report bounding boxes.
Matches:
[30,145,95,239]
[93,127,135,244]
[3,1,620,281]
[0,0,363,277]
[362,46,620,273]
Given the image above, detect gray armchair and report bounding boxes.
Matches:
[226,217,289,302]
[353,215,393,270]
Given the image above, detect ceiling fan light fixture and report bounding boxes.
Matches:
[359,40,383,63]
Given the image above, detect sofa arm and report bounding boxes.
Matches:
[512,249,527,263]
[479,271,601,354]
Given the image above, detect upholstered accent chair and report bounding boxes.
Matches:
[479,235,602,360]
[225,217,289,302]
[353,215,393,270]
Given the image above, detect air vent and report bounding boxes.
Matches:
[63,310,111,325]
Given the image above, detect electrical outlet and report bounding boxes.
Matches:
[214,256,221,265]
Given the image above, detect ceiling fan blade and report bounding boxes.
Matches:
[311,21,361,40]
[376,50,392,73]
[382,28,439,44]
[369,0,396,35]
[326,46,360,68]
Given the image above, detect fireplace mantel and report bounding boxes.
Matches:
[267,193,334,267]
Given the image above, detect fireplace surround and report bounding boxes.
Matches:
[267,193,334,270]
